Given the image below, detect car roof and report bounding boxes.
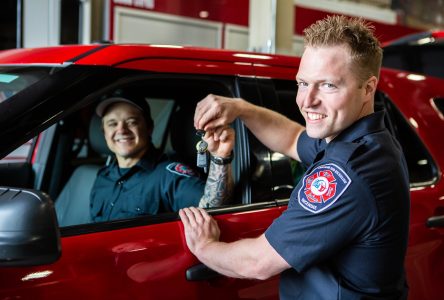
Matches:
[383,31,444,47]
[0,44,300,70]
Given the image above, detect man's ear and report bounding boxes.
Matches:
[364,76,378,97]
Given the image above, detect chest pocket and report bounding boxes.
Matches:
[120,194,160,216]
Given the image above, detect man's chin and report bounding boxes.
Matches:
[306,128,325,140]
[115,149,136,159]
[116,147,147,160]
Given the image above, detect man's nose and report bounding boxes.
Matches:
[116,122,129,131]
[302,85,319,108]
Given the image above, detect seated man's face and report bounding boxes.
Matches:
[102,102,151,166]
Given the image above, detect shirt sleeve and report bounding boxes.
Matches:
[265,163,377,273]
[161,162,205,211]
[297,131,321,167]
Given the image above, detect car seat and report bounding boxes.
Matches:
[55,114,110,227]
[168,104,203,175]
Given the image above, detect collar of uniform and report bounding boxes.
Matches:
[105,146,159,179]
[134,145,161,171]
[332,110,385,144]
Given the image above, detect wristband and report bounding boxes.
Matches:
[210,152,234,165]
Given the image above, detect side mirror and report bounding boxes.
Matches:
[0,187,61,266]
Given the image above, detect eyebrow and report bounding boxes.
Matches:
[104,116,139,123]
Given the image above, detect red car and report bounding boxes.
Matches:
[0,44,443,300]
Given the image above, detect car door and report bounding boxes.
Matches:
[0,61,285,299]
[378,73,444,300]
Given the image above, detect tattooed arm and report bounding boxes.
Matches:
[199,162,234,207]
[198,126,235,207]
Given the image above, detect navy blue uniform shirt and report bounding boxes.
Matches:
[265,111,410,299]
[90,152,205,222]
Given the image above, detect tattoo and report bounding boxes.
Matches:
[198,162,234,208]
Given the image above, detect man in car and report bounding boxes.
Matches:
[180,16,410,299]
[90,91,234,222]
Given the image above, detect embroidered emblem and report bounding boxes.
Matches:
[166,163,196,177]
[298,163,351,213]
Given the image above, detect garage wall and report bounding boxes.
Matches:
[23,0,60,47]
[224,24,249,51]
[114,6,223,48]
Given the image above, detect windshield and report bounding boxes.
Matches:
[0,66,59,103]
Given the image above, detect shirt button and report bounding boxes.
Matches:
[136,207,141,212]
[117,180,124,185]
[110,202,114,207]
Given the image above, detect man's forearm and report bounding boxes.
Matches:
[192,235,286,280]
[195,239,260,279]
[199,162,233,208]
[237,99,303,160]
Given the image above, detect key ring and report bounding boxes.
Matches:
[196,140,208,152]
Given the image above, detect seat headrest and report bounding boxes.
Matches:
[89,114,113,156]
[169,104,200,166]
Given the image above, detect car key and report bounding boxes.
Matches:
[196,130,209,173]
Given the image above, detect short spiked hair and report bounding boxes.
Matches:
[303,15,383,82]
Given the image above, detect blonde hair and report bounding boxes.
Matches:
[303,15,383,82]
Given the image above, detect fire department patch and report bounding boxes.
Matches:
[166,163,197,177]
[298,163,351,214]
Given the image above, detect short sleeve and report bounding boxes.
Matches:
[162,162,205,211]
[265,163,376,273]
[297,131,323,166]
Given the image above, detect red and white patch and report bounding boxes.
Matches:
[166,162,197,177]
[298,163,351,213]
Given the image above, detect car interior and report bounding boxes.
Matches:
[43,78,236,226]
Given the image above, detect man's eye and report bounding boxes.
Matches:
[127,120,138,127]
[321,83,336,89]
[297,81,308,87]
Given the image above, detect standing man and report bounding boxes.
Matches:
[180,16,410,299]
[90,90,234,222]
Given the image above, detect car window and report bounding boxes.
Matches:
[272,79,306,190]
[383,44,444,79]
[0,70,244,229]
[0,139,34,164]
[0,66,61,165]
[241,78,305,203]
[0,66,58,103]
[45,76,240,228]
[379,93,438,187]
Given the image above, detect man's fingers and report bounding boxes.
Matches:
[181,207,200,228]
[180,207,213,227]
[194,94,217,129]
[216,127,234,142]
[194,94,233,131]
[188,206,205,225]
[179,209,187,224]
[195,207,212,222]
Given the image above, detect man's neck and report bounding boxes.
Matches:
[116,148,148,168]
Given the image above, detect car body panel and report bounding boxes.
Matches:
[0,207,281,300]
[0,45,101,65]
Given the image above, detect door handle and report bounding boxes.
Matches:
[426,215,444,228]
[186,263,221,281]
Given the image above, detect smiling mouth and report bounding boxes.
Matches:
[115,137,134,143]
[307,112,327,121]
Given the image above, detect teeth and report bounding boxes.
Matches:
[116,137,132,142]
[307,112,326,121]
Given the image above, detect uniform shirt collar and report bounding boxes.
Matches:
[332,111,385,144]
[131,146,161,171]
[106,146,159,179]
